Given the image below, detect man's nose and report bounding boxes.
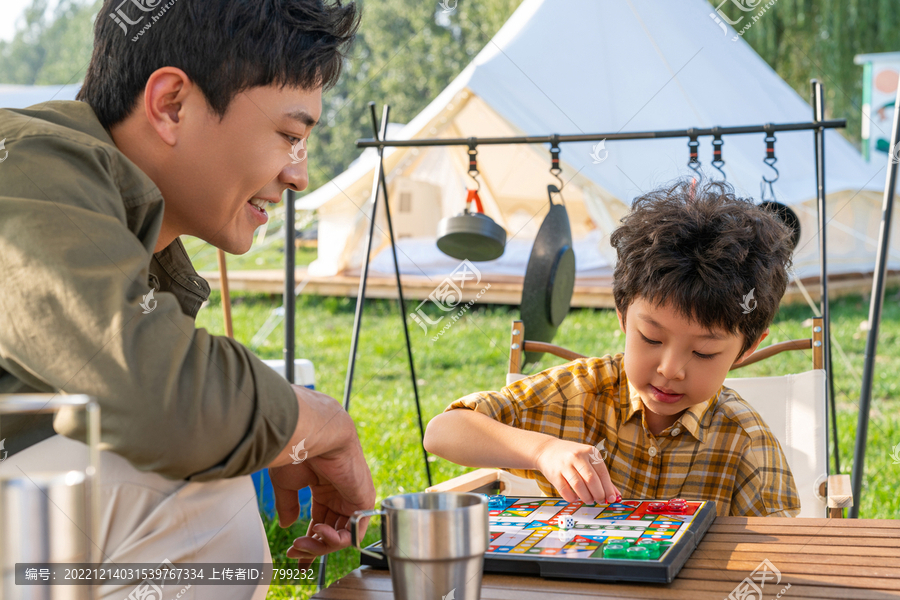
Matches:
[282,160,309,192]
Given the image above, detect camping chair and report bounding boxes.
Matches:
[427,318,853,518]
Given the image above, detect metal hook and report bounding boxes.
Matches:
[762,134,779,183]
[549,135,564,192]
[711,133,726,181]
[687,135,701,176]
[467,138,481,193]
[761,132,778,201]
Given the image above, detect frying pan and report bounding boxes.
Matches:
[520,185,576,364]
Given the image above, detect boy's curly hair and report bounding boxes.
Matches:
[610,179,794,358]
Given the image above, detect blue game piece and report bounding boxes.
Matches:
[481,494,507,509]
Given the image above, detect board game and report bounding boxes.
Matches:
[360,496,716,584]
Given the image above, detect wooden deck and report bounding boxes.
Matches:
[198,268,900,309]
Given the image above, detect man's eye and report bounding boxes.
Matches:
[640,333,660,345]
[285,134,301,145]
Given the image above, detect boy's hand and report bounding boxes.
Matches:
[534,438,621,505]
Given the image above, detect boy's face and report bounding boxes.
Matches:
[113,68,321,254]
[616,296,767,431]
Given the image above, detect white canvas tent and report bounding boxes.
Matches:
[299,0,894,282]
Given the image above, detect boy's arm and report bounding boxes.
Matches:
[730,424,801,517]
[424,408,553,469]
[424,408,620,505]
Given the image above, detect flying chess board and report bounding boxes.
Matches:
[359,496,716,584]
[484,497,716,583]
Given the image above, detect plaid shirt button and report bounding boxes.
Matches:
[648,446,658,457]
[671,428,681,436]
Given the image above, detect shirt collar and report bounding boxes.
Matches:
[622,379,720,443]
[150,237,211,318]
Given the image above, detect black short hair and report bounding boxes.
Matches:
[77,0,360,130]
[610,179,794,358]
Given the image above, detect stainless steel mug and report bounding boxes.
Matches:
[350,492,489,600]
[1,472,92,600]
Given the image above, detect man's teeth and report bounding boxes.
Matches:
[249,198,267,210]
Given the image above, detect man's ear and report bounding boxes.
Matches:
[143,67,194,147]
[733,328,769,365]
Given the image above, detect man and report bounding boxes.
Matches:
[0,0,373,597]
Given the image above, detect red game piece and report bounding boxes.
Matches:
[665,498,688,513]
[647,502,667,513]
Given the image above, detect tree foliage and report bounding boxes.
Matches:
[2,0,898,192]
[720,0,900,151]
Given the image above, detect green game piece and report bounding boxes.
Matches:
[602,543,628,559]
[626,545,650,560]
[635,539,661,559]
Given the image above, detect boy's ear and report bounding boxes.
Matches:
[733,328,769,365]
[616,308,626,334]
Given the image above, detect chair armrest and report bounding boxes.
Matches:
[826,474,853,518]
[425,468,501,493]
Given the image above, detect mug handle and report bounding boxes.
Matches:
[350,509,385,560]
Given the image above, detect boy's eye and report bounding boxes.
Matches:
[641,332,717,360]
[639,333,660,345]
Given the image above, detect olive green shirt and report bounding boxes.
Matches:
[0,100,299,481]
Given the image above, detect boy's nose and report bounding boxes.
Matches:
[657,354,686,381]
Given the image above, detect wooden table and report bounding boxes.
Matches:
[312,517,900,599]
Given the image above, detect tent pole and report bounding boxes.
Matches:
[284,189,296,385]
[341,114,387,413]
[850,82,900,518]
[319,105,387,593]
[811,80,839,476]
[368,102,433,488]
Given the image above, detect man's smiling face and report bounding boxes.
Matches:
[178,85,320,254]
[112,68,322,254]
[617,296,767,433]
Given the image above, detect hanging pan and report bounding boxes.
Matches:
[436,188,507,261]
[437,143,507,262]
[520,185,576,364]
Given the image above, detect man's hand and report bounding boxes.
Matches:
[534,438,620,505]
[268,395,375,568]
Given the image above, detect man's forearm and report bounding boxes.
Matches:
[423,409,554,470]
[267,386,357,468]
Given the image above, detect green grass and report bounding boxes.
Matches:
[181,235,318,272]
[193,288,900,599]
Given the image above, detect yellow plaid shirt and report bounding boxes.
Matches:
[446,354,800,517]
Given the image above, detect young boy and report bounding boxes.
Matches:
[424,180,801,517]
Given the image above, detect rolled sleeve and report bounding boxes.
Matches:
[445,390,521,426]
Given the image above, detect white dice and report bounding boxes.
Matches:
[557,515,576,529]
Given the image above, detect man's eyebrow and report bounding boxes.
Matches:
[638,313,725,340]
[284,109,319,128]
